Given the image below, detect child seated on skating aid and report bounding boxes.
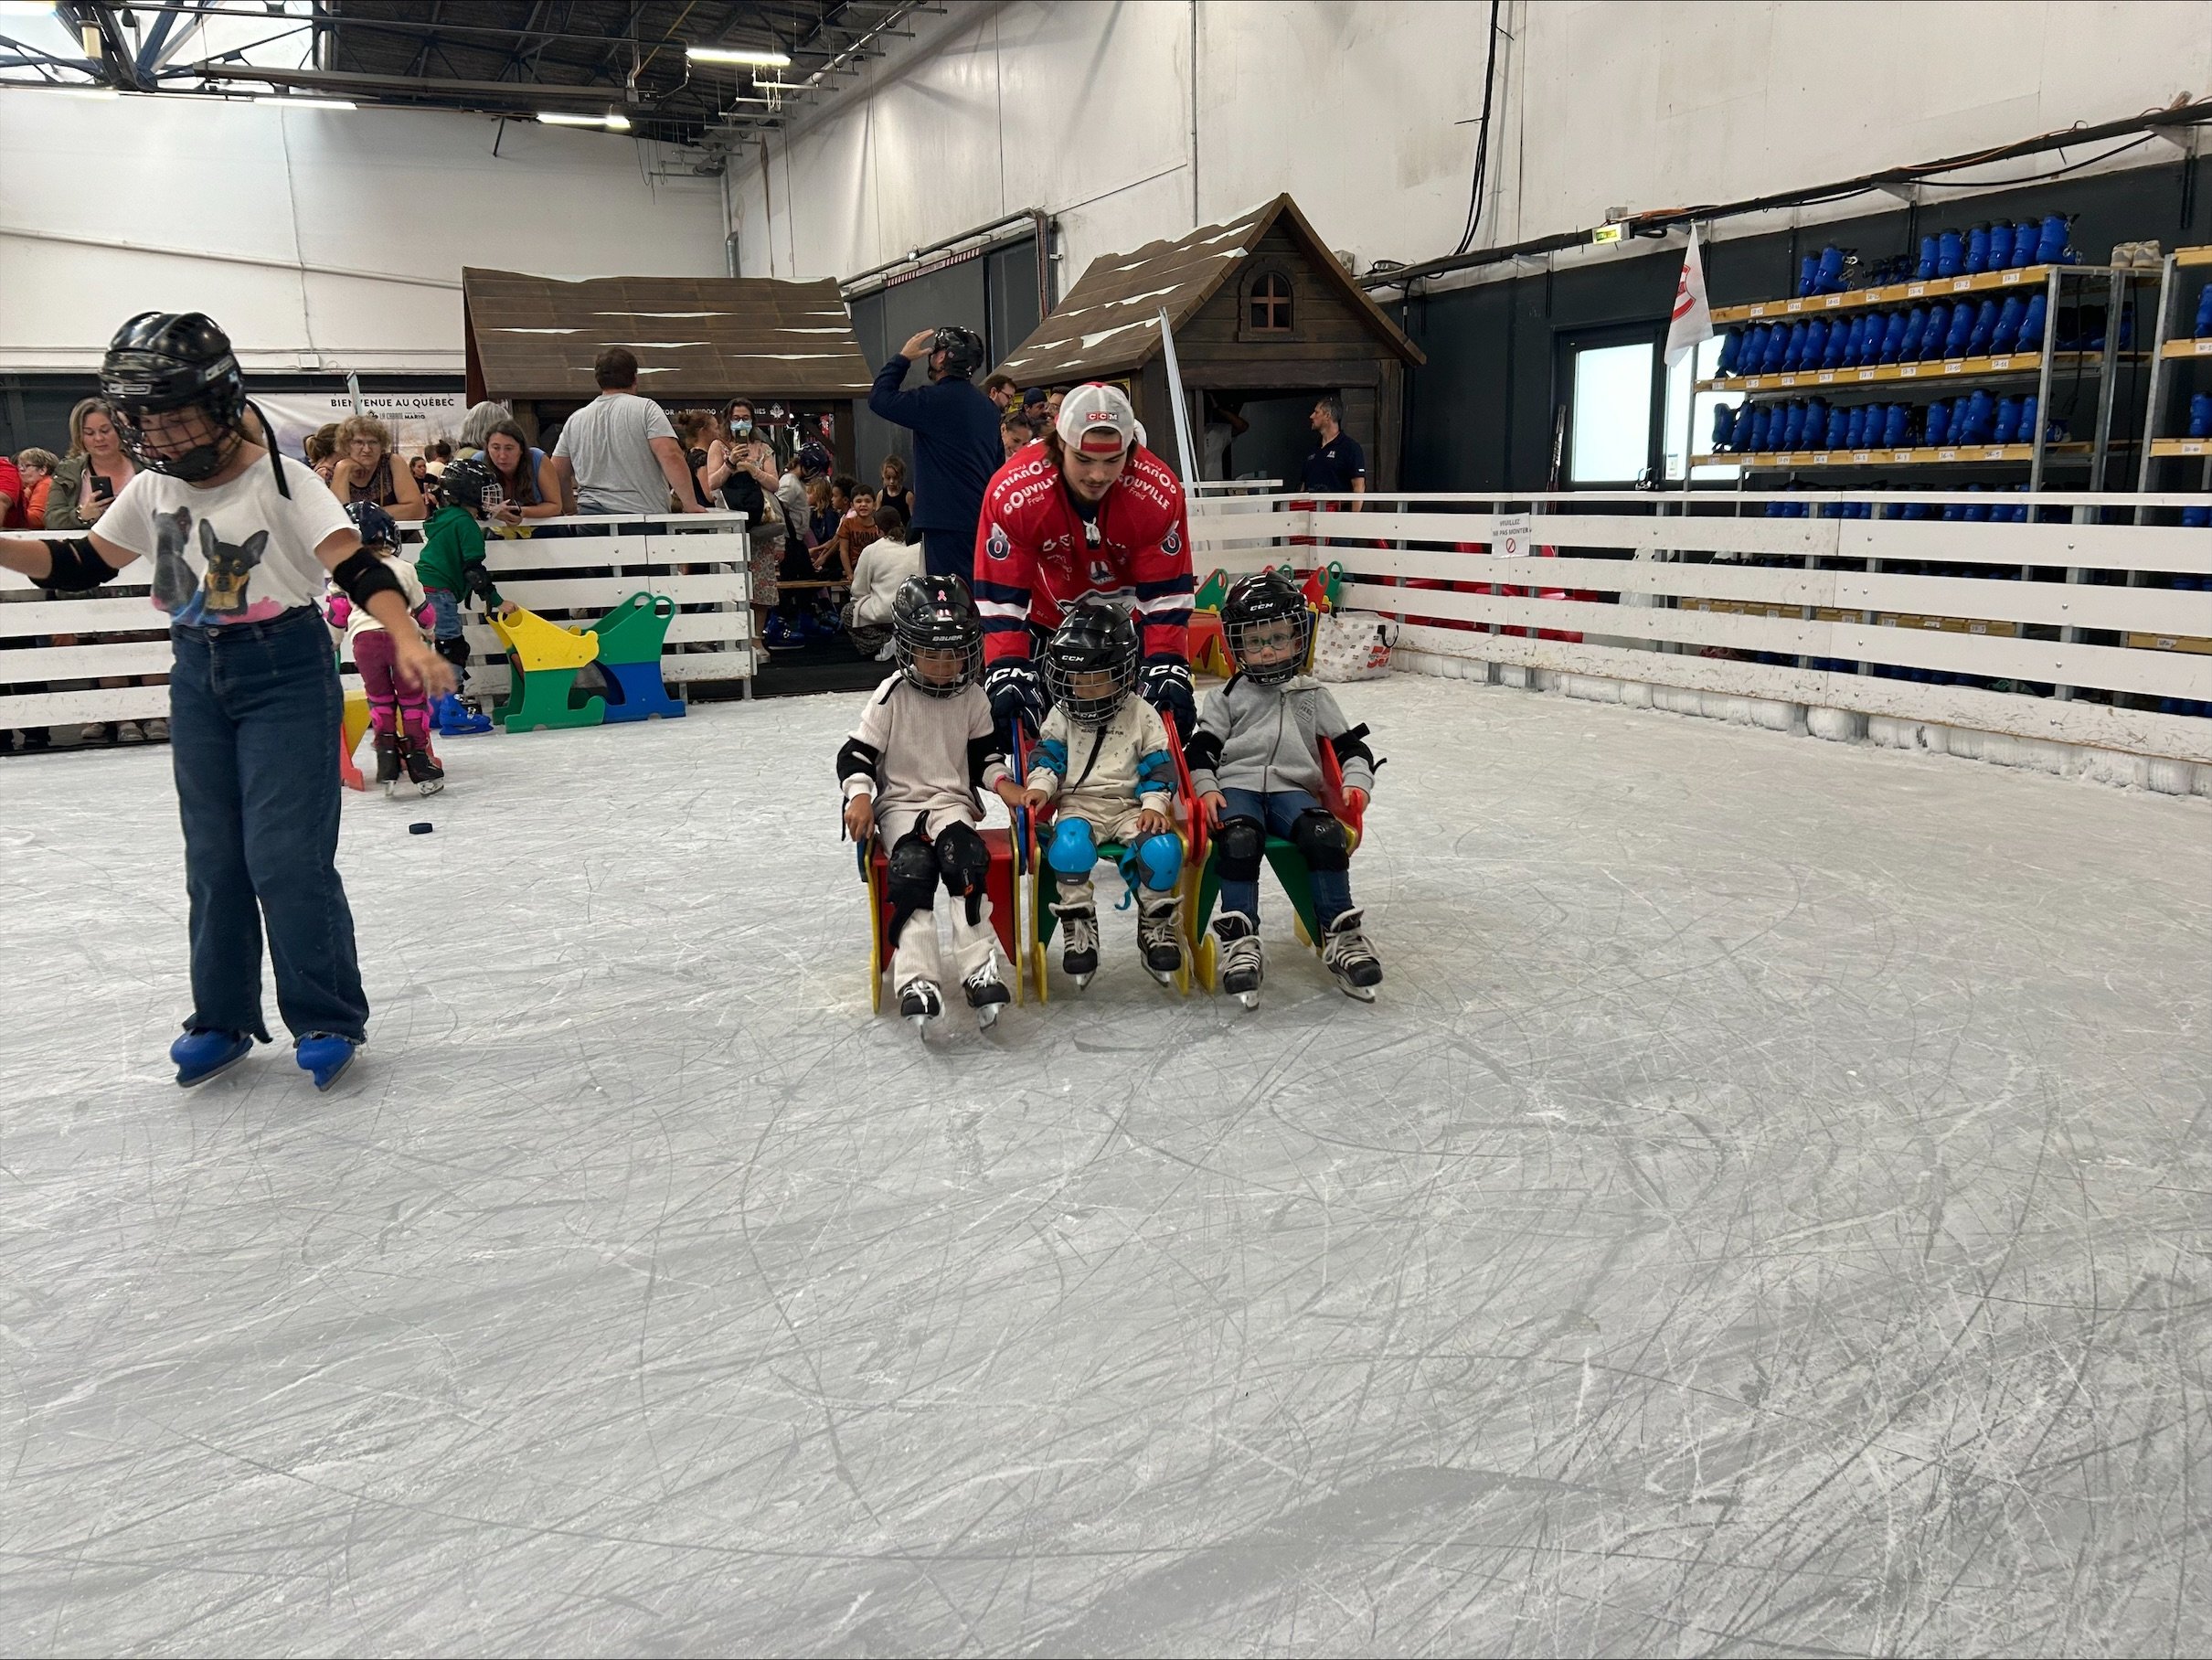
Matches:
[1024,598,1186,986]
[1187,569,1383,1005]
[326,502,442,798]
[837,573,1025,1031]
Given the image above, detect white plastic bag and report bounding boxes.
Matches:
[1312,610,1398,681]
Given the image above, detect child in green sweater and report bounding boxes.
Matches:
[416,456,513,734]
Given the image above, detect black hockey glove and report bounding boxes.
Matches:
[984,658,1046,737]
[1138,654,1196,740]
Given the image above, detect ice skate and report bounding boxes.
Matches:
[899,976,943,1032]
[399,735,445,797]
[1054,902,1099,987]
[373,729,403,795]
[294,1033,359,1091]
[1321,907,1382,1001]
[962,961,1011,1029]
[170,1028,251,1089]
[1214,910,1264,1009]
[431,692,493,737]
[1136,892,1186,984]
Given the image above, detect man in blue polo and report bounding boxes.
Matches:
[868,325,1003,580]
[1300,393,1367,510]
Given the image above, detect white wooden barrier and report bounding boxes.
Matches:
[1186,487,2212,780]
[0,512,756,732]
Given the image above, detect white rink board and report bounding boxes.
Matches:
[2,676,2208,1655]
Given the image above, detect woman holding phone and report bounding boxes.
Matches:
[45,398,154,743]
[708,399,783,650]
[477,419,561,538]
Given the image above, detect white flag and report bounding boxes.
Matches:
[1664,227,1714,367]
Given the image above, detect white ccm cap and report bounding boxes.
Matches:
[1054,382,1138,457]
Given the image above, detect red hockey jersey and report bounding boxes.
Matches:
[970,441,1195,667]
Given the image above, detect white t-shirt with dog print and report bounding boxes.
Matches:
[93,453,353,626]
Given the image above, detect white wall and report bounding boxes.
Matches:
[737,0,2212,292]
[0,94,728,373]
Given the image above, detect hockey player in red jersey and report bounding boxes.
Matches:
[971,382,1196,739]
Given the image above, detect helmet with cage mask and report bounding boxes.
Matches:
[1220,569,1314,686]
[891,573,984,697]
[1040,596,1140,729]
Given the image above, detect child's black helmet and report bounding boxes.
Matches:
[1041,596,1139,729]
[1221,569,1313,685]
[101,312,252,484]
[892,573,983,697]
[436,454,498,513]
[931,325,986,379]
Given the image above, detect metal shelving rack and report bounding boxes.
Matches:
[2132,246,2212,496]
[1693,264,2149,492]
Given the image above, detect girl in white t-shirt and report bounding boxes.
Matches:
[0,313,455,1092]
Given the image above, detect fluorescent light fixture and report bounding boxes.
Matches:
[687,45,791,67]
[538,110,630,130]
[261,96,357,112]
[750,80,811,91]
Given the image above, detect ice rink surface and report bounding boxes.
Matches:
[4,674,2210,1656]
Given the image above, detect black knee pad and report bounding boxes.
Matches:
[1290,808,1350,873]
[887,833,941,910]
[933,821,991,925]
[934,822,990,895]
[1215,816,1266,882]
[435,634,471,671]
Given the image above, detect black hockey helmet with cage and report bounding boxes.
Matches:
[100,311,291,495]
[931,325,986,379]
[1040,596,1140,729]
[892,572,984,697]
[346,500,400,552]
[434,454,498,514]
[1220,568,1314,686]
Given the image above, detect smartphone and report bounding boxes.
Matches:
[90,474,115,503]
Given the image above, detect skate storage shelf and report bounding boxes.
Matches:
[1712,263,2060,324]
[0,513,756,736]
[1176,490,2212,777]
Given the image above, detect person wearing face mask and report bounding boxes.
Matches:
[867,326,1003,583]
[708,399,786,650]
[970,382,1196,743]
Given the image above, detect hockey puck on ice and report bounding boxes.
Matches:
[409,822,433,835]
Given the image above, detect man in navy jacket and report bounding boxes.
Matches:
[869,326,1004,580]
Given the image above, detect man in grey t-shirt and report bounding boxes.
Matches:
[551,346,705,516]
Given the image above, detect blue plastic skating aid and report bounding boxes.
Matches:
[172,1028,251,1089]
[295,1034,359,1092]
[598,658,686,723]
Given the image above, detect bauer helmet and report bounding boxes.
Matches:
[346,500,401,552]
[891,573,984,697]
[100,312,258,484]
[1040,596,1139,729]
[931,325,986,379]
[1220,569,1315,686]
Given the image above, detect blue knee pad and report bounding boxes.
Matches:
[1047,818,1099,877]
[1124,831,1182,891]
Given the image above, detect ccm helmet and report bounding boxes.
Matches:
[891,573,984,697]
[1220,569,1315,685]
[1040,597,1140,729]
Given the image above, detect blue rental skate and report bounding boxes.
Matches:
[295,1034,359,1091]
[172,1028,251,1089]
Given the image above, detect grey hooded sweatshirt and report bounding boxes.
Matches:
[1186,674,1378,801]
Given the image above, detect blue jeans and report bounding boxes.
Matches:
[169,606,368,1046]
[423,586,464,644]
[1217,786,1353,928]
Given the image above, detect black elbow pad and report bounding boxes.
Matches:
[36,537,122,592]
[1329,722,1379,771]
[463,563,501,605]
[333,549,407,611]
[1183,729,1223,773]
[836,737,881,788]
